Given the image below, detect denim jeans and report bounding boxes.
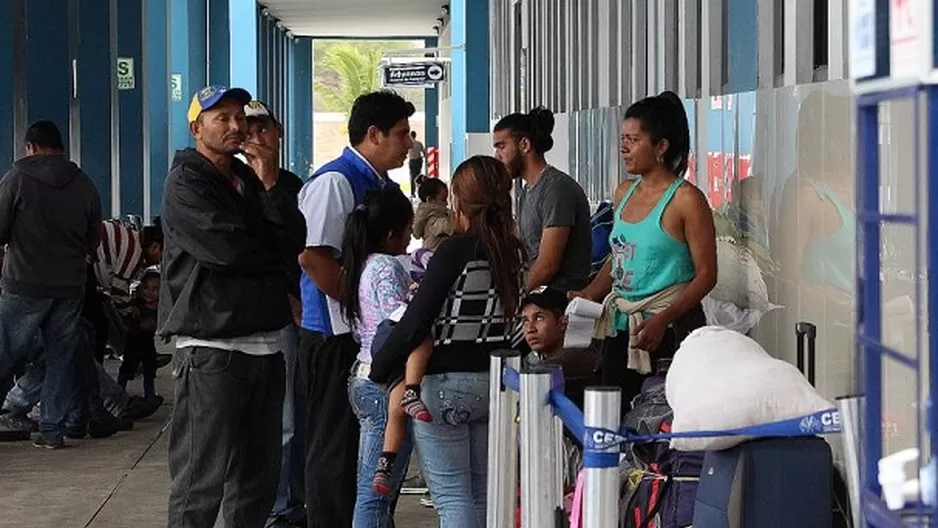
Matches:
[348,370,413,528]
[268,324,306,526]
[412,372,489,528]
[0,292,84,443]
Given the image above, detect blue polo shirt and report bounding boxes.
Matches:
[297,147,400,335]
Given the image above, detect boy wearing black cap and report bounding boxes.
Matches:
[520,286,600,409]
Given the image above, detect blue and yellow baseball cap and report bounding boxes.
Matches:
[187,85,252,123]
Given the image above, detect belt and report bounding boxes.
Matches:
[354,361,372,379]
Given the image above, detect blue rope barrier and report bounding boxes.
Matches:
[500,367,843,469]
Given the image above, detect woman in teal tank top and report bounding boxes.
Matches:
[571,91,718,410]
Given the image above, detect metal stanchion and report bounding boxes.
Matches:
[584,387,622,528]
[520,366,561,527]
[837,395,863,527]
[486,350,522,528]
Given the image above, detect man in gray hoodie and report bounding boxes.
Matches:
[0,120,102,448]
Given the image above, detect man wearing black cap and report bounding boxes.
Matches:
[160,86,292,527]
[243,99,308,528]
[520,286,600,409]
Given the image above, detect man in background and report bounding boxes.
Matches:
[243,99,308,528]
[408,131,426,198]
[0,120,102,448]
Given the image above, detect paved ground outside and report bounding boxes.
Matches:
[0,361,437,528]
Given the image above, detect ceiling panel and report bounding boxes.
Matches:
[262,0,446,37]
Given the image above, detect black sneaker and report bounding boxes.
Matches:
[0,413,33,442]
[88,415,120,438]
[120,396,161,421]
[1,412,38,432]
[116,417,134,431]
[33,436,68,449]
[65,424,88,439]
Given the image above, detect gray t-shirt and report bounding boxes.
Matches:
[518,166,592,291]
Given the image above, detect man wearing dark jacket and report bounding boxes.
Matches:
[0,120,102,448]
[161,86,291,527]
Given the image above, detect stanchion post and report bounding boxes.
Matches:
[837,395,863,527]
[487,350,522,528]
[583,387,621,528]
[520,366,561,527]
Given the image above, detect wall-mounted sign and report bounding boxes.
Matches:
[117,57,135,90]
[382,62,446,88]
[170,73,183,101]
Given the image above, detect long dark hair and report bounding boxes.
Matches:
[339,188,414,327]
[451,155,526,317]
[624,91,690,176]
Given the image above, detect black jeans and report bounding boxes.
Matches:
[298,330,360,528]
[167,347,285,528]
[117,331,157,387]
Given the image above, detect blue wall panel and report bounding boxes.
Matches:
[208,0,229,86]
[450,0,490,170]
[25,0,70,153]
[169,0,206,153]
[0,2,16,169]
[77,0,113,214]
[118,0,144,216]
[229,0,258,95]
[146,0,170,218]
[727,0,758,93]
[424,37,439,148]
[291,38,313,178]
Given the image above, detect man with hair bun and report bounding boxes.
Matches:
[493,107,592,292]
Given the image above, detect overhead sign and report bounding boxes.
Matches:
[170,74,183,101]
[382,62,446,88]
[117,57,135,90]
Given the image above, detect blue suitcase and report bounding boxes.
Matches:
[692,433,833,528]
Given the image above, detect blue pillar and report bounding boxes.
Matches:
[229,0,257,95]
[25,0,71,154]
[0,2,17,168]
[170,0,207,153]
[284,34,294,168]
[77,0,114,215]
[727,0,758,92]
[291,37,313,178]
[145,0,170,219]
[450,0,490,171]
[257,7,268,101]
[207,0,229,86]
[117,0,144,216]
[424,37,439,149]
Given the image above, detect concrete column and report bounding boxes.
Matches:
[290,37,313,177]
[117,0,145,216]
[229,0,258,96]
[144,0,170,220]
[450,0,490,171]
[424,37,439,149]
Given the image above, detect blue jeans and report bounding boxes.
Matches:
[348,371,413,528]
[413,372,489,528]
[0,292,84,443]
[268,324,306,525]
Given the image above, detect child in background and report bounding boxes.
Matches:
[410,178,454,283]
[117,270,160,398]
[338,188,435,497]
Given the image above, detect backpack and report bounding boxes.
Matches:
[589,201,614,280]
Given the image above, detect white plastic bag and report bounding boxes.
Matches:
[665,326,834,452]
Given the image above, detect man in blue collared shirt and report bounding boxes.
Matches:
[297,90,414,528]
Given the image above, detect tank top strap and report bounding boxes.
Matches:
[615,178,642,216]
[653,178,685,224]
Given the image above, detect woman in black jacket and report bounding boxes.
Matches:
[371,155,525,528]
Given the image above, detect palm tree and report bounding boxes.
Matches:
[314,43,382,115]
